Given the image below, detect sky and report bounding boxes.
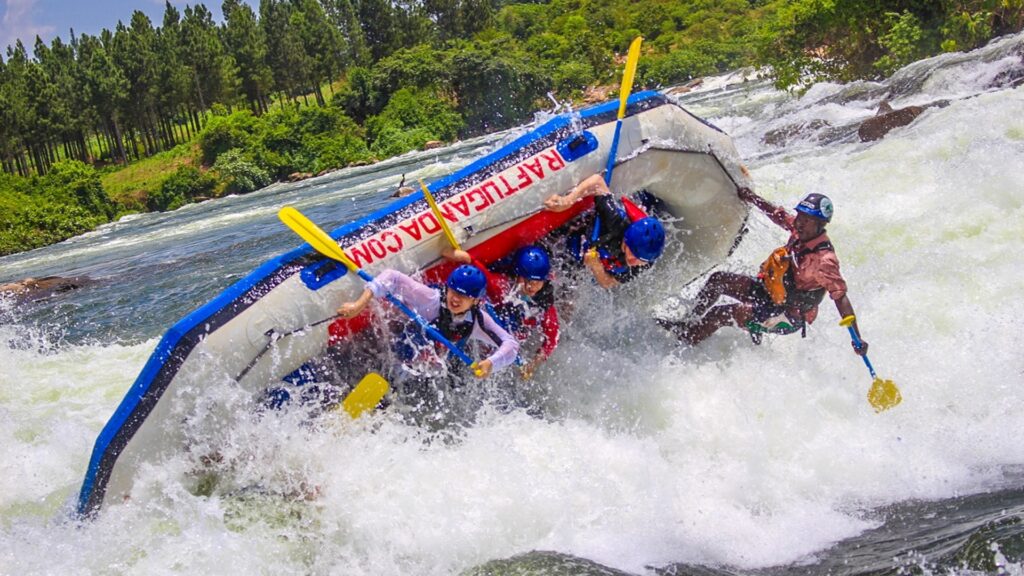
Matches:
[1,0,257,56]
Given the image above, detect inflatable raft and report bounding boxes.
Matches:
[76,90,753,516]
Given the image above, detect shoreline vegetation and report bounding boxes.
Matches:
[1,0,1022,256]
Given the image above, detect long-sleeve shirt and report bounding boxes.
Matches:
[766,208,848,324]
[366,269,520,371]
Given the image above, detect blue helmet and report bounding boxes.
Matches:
[795,193,833,223]
[624,217,666,262]
[515,246,551,281]
[446,264,487,298]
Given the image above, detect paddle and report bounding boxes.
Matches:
[591,36,643,244]
[340,372,389,418]
[419,179,461,250]
[421,178,534,375]
[840,315,901,412]
[277,206,482,376]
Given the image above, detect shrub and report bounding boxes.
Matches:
[874,11,927,76]
[198,110,260,165]
[146,166,217,212]
[41,160,115,219]
[212,149,271,195]
[640,48,719,87]
[366,87,463,157]
[254,105,370,176]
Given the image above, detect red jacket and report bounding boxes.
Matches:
[473,257,560,360]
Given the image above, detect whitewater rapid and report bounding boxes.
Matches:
[2,33,1023,575]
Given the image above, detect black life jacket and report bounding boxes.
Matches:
[593,196,648,277]
[430,287,505,350]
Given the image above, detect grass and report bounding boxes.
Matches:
[100,141,201,212]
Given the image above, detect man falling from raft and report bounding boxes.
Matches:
[658,185,869,355]
[543,173,666,288]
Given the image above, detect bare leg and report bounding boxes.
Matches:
[675,303,755,345]
[657,272,757,345]
[690,272,757,317]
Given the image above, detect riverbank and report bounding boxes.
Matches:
[2,0,1021,256]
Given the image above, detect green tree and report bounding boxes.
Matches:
[356,0,399,61]
[222,0,274,113]
[180,4,239,115]
[77,34,130,164]
[296,0,347,105]
[324,0,369,64]
[365,87,463,156]
[447,39,551,135]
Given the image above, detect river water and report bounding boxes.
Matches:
[2,33,1023,576]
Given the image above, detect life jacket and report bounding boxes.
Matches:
[595,196,648,276]
[392,287,504,366]
[493,281,554,333]
[758,235,834,312]
[429,287,505,351]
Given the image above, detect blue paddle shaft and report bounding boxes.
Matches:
[846,326,876,379]
[590,120,626,245]
[357,268,475,367]
[604,121,623,184]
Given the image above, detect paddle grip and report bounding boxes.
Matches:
[604,121,623,185]
[845,326,877,379]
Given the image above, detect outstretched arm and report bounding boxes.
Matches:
[338,288,373,318]
[737,186,789,229]
[337,269,439,319]
[544,173,610,212]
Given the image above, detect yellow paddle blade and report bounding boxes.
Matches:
[867,377,901,413]
[617,36,643,119]
[278,206,358,273]
[419,179,461,251]
[341,372,389,418]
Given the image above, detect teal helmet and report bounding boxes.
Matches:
[795,193,833,223]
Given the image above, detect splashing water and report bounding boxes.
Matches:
[2,33,1024,576]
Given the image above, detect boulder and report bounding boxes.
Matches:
[0,276,94,304]
[858,101,925,142]
[762,119,832,147]
[423,140,444,150]
[287,172,313,182]
[665,78,704,96]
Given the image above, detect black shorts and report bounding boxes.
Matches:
[746,282,804,335]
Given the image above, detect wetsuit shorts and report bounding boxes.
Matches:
[746,281,804,336]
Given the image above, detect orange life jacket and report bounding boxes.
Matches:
[758,236,834,310]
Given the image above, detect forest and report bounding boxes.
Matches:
[1,0,1021,255]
